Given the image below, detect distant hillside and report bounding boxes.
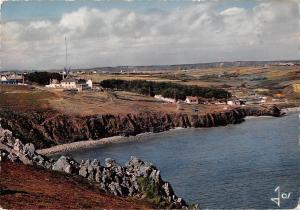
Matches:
[9,59,299,73]
[74,60,299,73]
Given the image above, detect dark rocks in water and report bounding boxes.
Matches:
[0,126,192,209]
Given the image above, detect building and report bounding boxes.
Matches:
[185,96,199,104]
[60,77,77,89]
[0,74,24,85]
[46,76,93,92]
[0,76,8,84]
[86,79,93,89]
[76,79,92,91]
[227,100,246,106]
[197,97,208,104]
[45,79,61,88]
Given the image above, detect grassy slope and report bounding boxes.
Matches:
[0,85,56,111]
[0,161,153,209]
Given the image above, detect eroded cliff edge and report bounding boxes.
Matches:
[0,126,191,209]
[0,105,281,149]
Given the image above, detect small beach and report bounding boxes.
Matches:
[37,127,186,156]
[37,134,145,156]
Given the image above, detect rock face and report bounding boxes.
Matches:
[52,156,79,174]
[0,126,192,209]
[0,105,282,149]
[0,126,53,168]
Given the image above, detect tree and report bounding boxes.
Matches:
[25,72,62,85]
[100,79,231,99]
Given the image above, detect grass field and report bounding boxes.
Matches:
[0,84,225,116]
[0,85,57,111]
[1,65,299,115]
[79,66,300,90]
[79,73,181,83]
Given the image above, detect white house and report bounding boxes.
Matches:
[45,79,61,88]
[1,76,7,82]
[227,100,245,105]
[60,77,77,89]
[185,96,199,104]
[45,76,93,92]
[86,79,93,89]
[0,74,24,85]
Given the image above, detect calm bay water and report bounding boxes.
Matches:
[66,113,300,208]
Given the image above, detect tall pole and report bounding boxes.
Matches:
[63,36,68,80]
[65,36,68,69]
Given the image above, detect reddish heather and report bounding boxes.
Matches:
[0,161,153,209]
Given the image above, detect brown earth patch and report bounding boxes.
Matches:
[0,161,153,209]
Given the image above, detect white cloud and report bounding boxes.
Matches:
[1,0,299,70]
[29,20,52,29]
[220,7,245,16]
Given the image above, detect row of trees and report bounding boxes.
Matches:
[100,79,231,100]
[25,72,62,85]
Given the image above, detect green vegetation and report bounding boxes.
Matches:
[100,79,231,100]
[159,73,196,82]
[25,72,62,85]
[137,177,159,199]
[137,177,166,207]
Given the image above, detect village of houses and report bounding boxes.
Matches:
[0,69,288,114]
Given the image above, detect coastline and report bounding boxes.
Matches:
[281,106,300,113]
[37,107,300,156]
[37,135,141,156]
[1,125,189,208]
[37,127,186,156]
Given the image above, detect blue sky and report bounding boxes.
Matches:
[2,1,258,22]
[1,0,298,70]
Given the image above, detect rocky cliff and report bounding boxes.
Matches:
[0,126,192,209]
[0,105,282,149]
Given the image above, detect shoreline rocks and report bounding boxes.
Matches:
[0,125,193,209]
[0,105,283,150]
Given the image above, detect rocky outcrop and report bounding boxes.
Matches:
[0,127,53,168]
[241,105,282,117]
[52,155,79,174]
[0,126,193,209]
[0,105,282,149]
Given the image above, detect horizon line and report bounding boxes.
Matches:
[1,58,299,72]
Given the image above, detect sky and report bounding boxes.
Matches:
[1,0,299,70]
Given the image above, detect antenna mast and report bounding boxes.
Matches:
[65,36,68,69]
